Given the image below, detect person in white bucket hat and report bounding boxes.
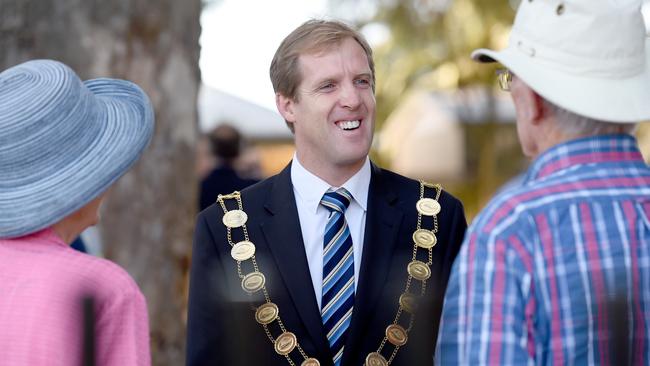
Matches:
[0,60,153,365]
[437,0,650,365]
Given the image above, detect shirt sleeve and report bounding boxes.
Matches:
[435,228,536,365]
[95,279,151,366]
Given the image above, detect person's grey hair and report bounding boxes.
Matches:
[542,99,637,136]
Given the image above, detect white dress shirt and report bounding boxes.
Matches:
[290,155,370,310]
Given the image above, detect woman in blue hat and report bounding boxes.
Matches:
[0,60,154,366]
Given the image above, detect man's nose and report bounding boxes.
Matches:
[338,83,361,109]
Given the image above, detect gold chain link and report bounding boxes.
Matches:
[216,182,442,365]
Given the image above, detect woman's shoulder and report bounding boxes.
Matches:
[48,248,145,304]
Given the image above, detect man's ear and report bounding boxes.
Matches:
[276,93,296,123]
[517,83,545,126]
[529,89,546,126]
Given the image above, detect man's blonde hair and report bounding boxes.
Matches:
[270,19,375,103]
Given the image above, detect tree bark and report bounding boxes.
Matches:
[1,1,201,364]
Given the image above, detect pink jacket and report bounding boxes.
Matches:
[0,228,151,366]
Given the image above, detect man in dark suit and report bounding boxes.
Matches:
[199,124,259,211]
[187,19,467,366]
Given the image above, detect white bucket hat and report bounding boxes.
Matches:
[472,0,650,123]
[0,60,154,238]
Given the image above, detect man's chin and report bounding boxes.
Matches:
[334,153,369,169]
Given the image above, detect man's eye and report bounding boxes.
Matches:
[355,79,370,87]
[319,83,335,90]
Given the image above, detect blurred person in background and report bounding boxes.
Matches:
[70,235,88,253]
[198,123,259,211]
[187,19,467,366]
[195,134,217,181]
[0,59,154,366]
[437,0,650,364]
[236,142,265,181]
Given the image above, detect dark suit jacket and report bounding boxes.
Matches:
[187,162,467,366]
[199,164,259,211]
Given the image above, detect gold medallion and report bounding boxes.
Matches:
[407,260,431,281]
[365,352,388,366]
[399,293,418,314]
[274,332,297,355]
[416,198,441,216]
[386,324,408,346]
[255,302,279,325]
[301,358,320,366]
[219,183,444,366]
[412,229,437,249]
[231,240,256,261]
[241,272,266,293]
[222,210,248,228]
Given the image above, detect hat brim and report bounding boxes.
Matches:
[0,78,153,238]
[471,41,650,123]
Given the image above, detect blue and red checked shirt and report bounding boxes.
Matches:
[436,134,650,365]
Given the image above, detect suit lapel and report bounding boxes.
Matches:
[342,164,403,365]
[259,163,330,358]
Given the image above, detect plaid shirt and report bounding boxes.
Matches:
[436,134,650,365]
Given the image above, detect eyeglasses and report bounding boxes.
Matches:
[496,69,513,92]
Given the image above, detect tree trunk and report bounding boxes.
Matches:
[0,1,201,364]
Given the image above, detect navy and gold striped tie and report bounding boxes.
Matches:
[320,188,355,366]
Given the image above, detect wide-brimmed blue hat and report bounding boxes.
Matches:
[0,59,154,238]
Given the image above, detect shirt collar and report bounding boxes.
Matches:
[524,134,644,183]
[0,227,67,247]
[291,154,371,214]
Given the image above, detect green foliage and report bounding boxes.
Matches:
[331,0,528,218]
[333,0,517,126]
[201,0,222,9]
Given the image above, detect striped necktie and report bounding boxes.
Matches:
[320,188,355,366]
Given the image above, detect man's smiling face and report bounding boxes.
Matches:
[278,37,376,180]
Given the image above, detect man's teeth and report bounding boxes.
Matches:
[338,120,360,130]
